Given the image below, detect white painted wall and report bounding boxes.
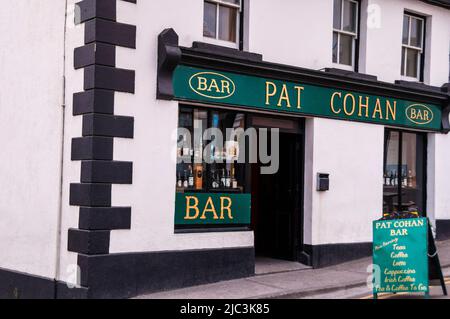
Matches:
[308,118,385,244]
[0,0,66,279]
[247,0,333,70]
[363,0,450,85]
[56,0,84,283]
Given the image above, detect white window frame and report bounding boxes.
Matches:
[401,13,425,82]
[203,0,242,49]
[332,0,359,70]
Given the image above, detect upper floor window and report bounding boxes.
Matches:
[401,13,425,81]
[332,0,359,69]
[203,0,242,47]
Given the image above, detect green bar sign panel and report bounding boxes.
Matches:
[173,65,442,131]
[175,193,251,226]
[373,218,428,294]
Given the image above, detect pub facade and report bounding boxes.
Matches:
[0,0,450,299]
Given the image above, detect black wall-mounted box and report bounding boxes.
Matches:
[317,173,330,191]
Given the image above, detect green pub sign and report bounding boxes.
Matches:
[173,65,442,131]
[373,218,429,295]
[175,193,251,226]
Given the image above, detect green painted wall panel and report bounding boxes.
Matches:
[175,193,251,226]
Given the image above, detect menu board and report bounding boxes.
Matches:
[373,218,428,295]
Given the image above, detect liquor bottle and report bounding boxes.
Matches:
[389,172,393,186]
[220,169,226,188]
[383,172,387,186]
[194,164,203,190]
[183,170,188,188]
[188,166,194,188]
[231,168,238,189]
[211,170,219,189]
[407,170,413,188]
[402,170,407,187]
[177,172,182,188]
[225,169,231,188]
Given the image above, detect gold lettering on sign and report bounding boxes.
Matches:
[294,86,304,109]
[208,79,220,92]
[200,197,219,220]
[343,93,356,116]
[220,197,233,220]
[330,92,342,114]
[372,98,383,119]
[278,85,291,108]
[265,81,277,105]
[265,82,305,109]
[185,196,200,220]
[221,80,231,95]
[386,100,397,121]
[359,96,370,117]
[197,77,208,91]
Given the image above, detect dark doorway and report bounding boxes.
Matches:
[249,117,304,261]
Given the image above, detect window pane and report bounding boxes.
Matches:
[402,15,409,45]
[383,131,400,214]
[332,32,338,63]
[401,133,425,215]
[343,0,357,33]
[203,2,217,38]
[333,0,342,29]
[401,47,406,76]
[410,17,423,48]
[405,48,419,78]
[339,33,353,66]
[218,5,237,42]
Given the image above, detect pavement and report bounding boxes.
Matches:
[136,239,450,299]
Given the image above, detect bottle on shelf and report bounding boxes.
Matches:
[231,168,238,189]
[383,172,387,186]
[177,172,182,188]
[225,169,231,188]
[194,164,203,190]
[407,170,413,188]
[211,170,219,189]
[220,168,226,188]
[389,171,393,186]
[188,165,194,188]
[183,170,188,188]
[402,170,407,187]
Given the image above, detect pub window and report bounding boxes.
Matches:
[177,106,246,195]
[203,0,242,48]
[332,0,359,69]
[401,13,425,81]
[383,129,426,216]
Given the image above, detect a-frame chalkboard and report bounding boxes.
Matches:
[427,220,447,296]
[373,213,447,298]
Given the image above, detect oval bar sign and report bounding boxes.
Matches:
[406,104,434,125]
[189,72,236,99]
